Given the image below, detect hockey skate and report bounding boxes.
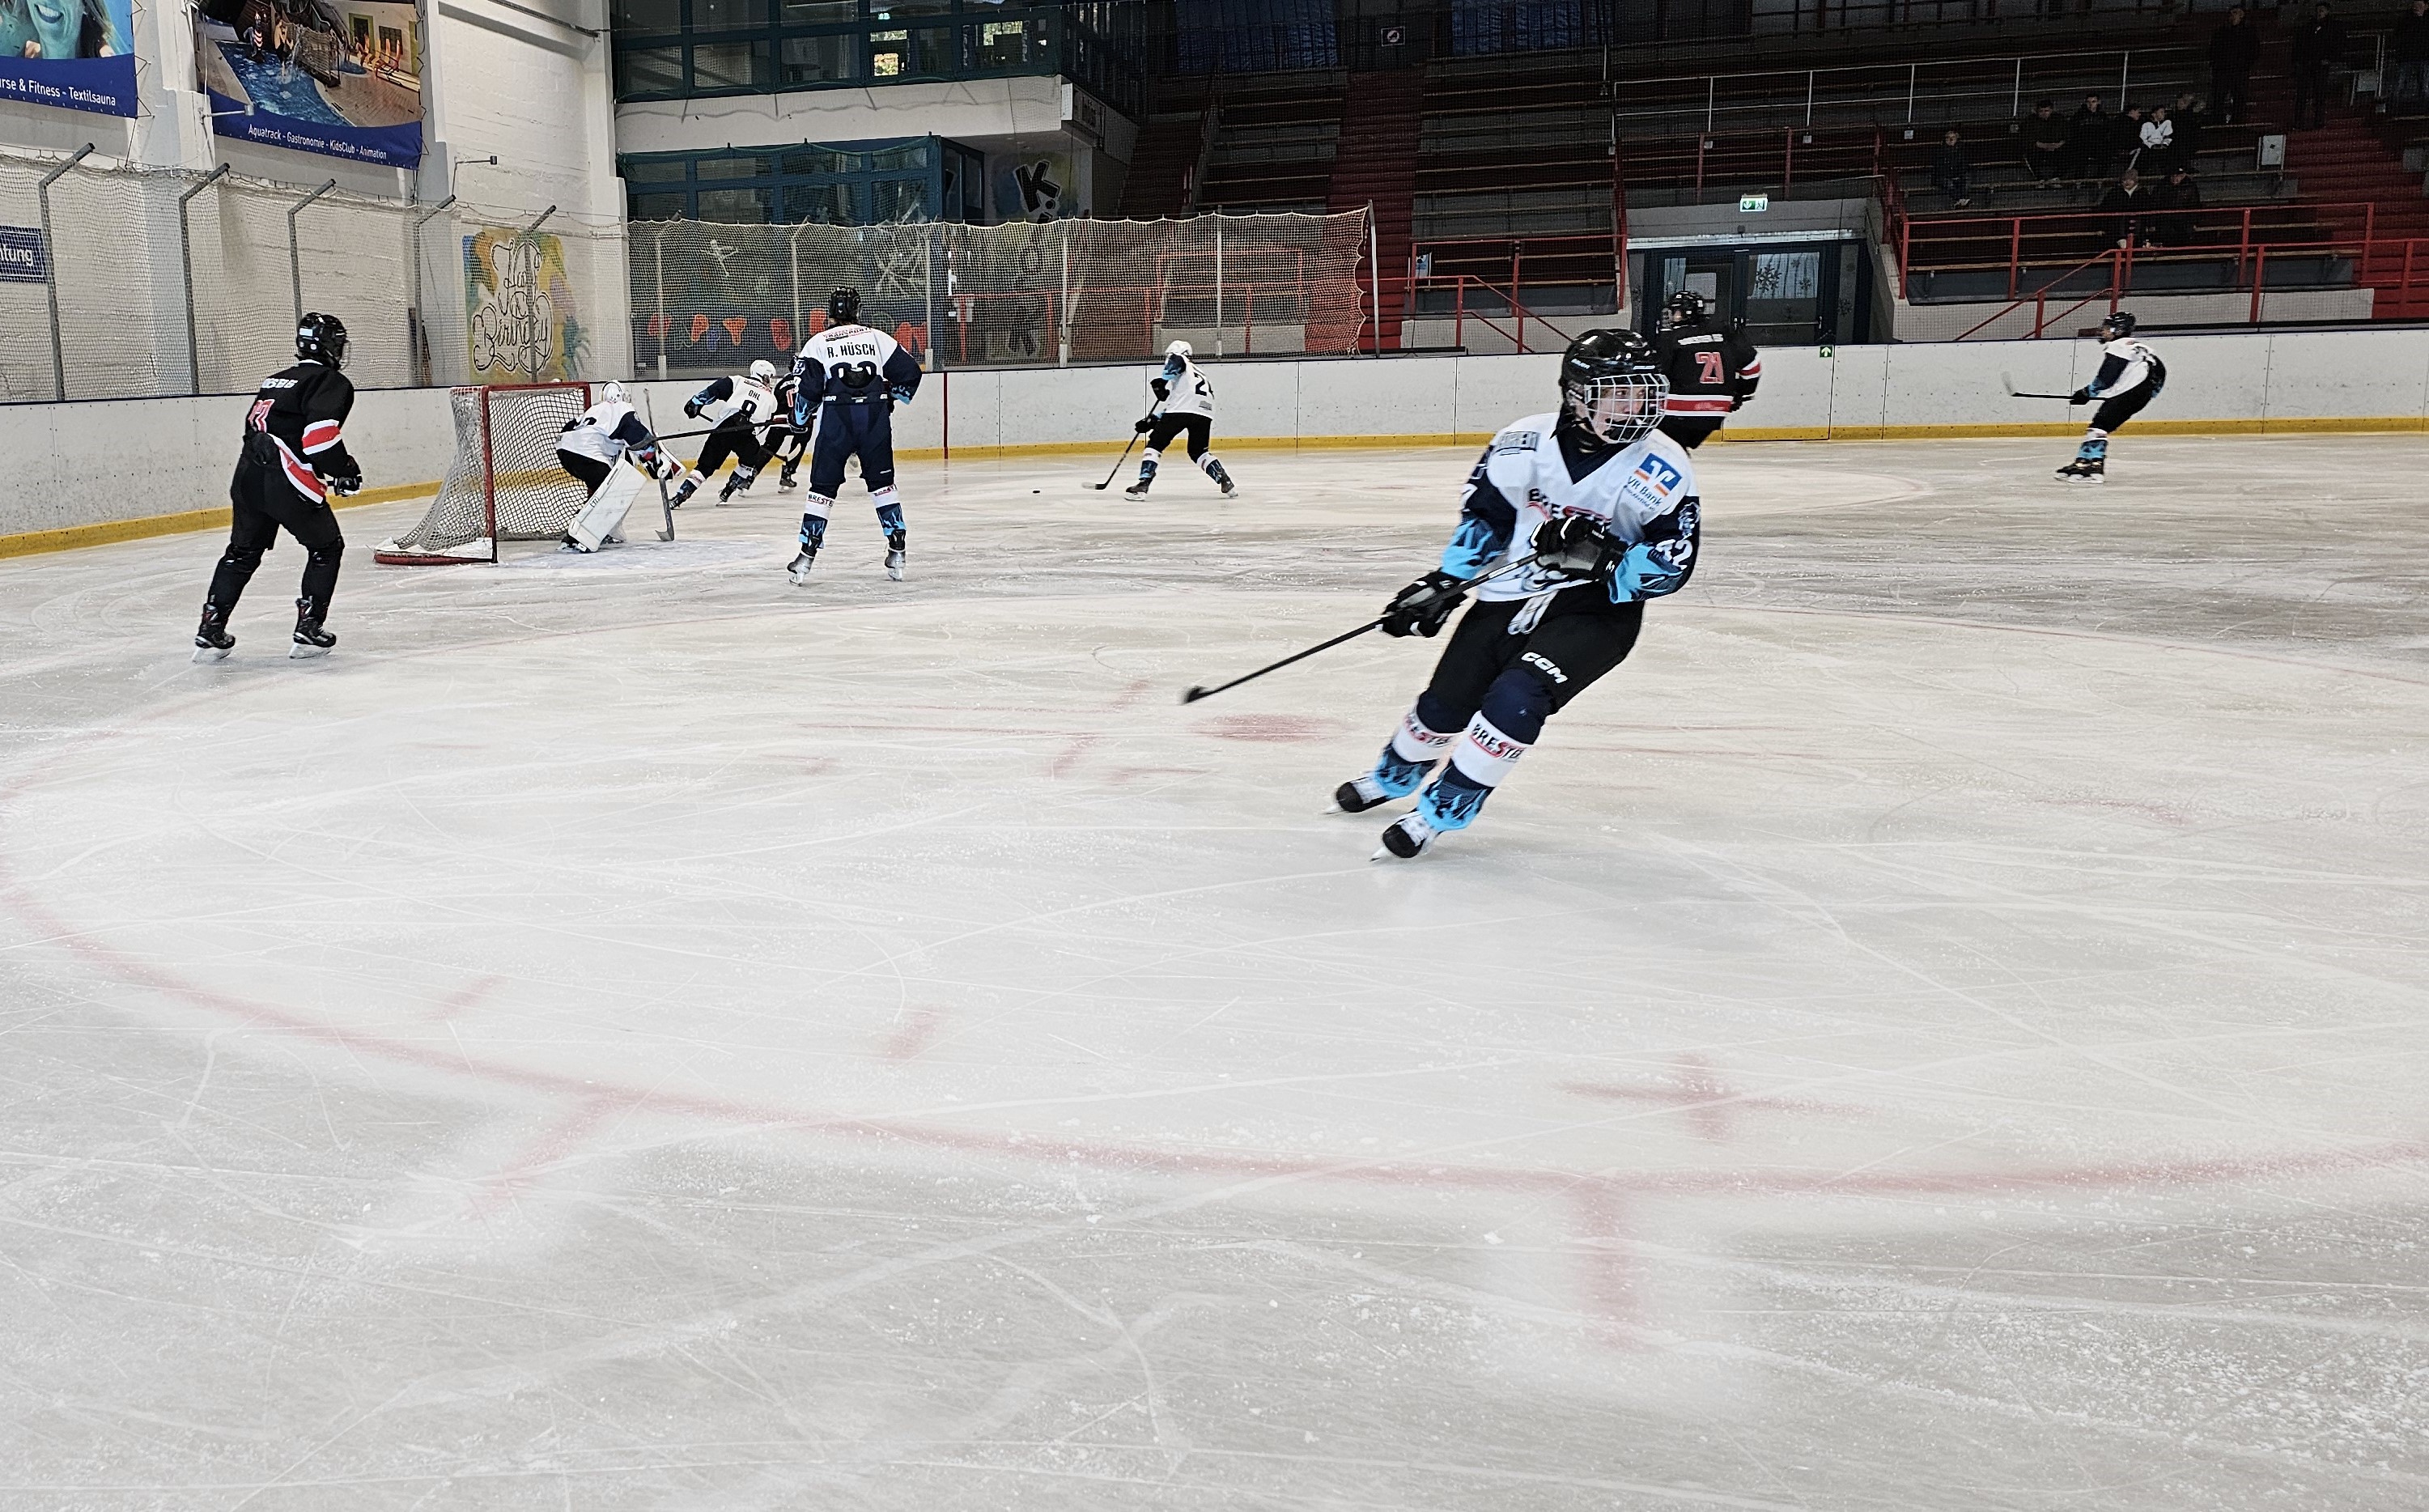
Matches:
[192,607,234,663]
[558,532,592,554]
[1123,481,1151,499]
[884,530,907,581]
[778,465,800,492]
[2055,457,2105,484]
[1374,813,1438,860]
[1220,478,1238,498]
[787,549,818,586]
[666,479,699,509]
[289,601,336,660]
[1332,745,1434,813]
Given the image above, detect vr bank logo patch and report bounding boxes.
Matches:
[1632,455,1683,495]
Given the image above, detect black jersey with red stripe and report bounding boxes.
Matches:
[1654,325,1761,418]
[240,360,357,500]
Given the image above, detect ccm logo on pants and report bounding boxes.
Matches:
[1519,651,1569,685]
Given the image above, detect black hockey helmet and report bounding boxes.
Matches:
[828,287,862,326]
[2100,309,2138,339]
[296,311,348,368]
[1559,329,1667,448]
[1662,289,1711,330]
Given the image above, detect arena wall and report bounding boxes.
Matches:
[7,329,2428,558]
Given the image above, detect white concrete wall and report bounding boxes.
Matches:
[616,76,1074,160]
[11,329,2429,546]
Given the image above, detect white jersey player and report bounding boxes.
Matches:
[555,381,676,553]
[2056,310,2166,482]
[1332,330,1701,859]
[786,287,924,584]
[1123,340,1236,499]
[670,361,782,507]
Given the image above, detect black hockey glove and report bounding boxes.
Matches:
[2068,388,2093,406]
[682,398,703,419]
[324,466,363,497]
[1380,571,1466,639]
[1134,416,1158,434]
[1531,513,1620,580]
[1150,378,1170,402]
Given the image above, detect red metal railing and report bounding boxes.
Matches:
[1896,200,2404,303]
[1944,233,2429,338]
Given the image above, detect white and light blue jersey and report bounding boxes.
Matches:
[1445,413,1701,604]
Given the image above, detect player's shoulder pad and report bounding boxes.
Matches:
[1491,413,1556,452]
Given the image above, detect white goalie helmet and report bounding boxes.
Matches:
[600,380,626,405]
[1166,339,1192,360]
[1558,329,1668,448]
[748,359,778,384]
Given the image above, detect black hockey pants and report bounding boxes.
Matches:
[697,421,771,480]
[1146,413,1213,460]
[2091,386,2155,435]
[808,401,898,496]
[1412,588,1646,744]
[208,458,345,620]
[560,452,616,496]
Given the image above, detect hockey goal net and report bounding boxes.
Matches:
[376,383,593,565]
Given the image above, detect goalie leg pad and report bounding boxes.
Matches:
[564,463,647,551]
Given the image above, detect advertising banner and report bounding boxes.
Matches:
[465,228,584,383]
[0,0,138,118]
[0,227,48,283]
[196,2,423,168]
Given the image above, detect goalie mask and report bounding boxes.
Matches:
[296,311,348,368]
[600,380,626,405]
[1558,329,1667,448]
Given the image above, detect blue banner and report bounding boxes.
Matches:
[0,56,138,120]
[196,12,425,171]
[0,227,46,284]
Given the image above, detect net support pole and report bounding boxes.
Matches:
[1215,215,1225,359]
[406,194,456,390]
[1367,205,1381,357]
[520,206,558,380]
[288,178,338,327]
[788,223,805,361]
[176,162,231,397]
[37,143,95,403]
[653,225,669,379]
[1059,221,1070,367]
[925,226,937,371]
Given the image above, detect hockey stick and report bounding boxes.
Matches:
[1092,407,1163,491]
[641,392,676,542]
[2001,372,2075,401]
[1180,553,1550,705]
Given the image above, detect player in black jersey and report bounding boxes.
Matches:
[193,312,361,661]
[1651,291,1760,450]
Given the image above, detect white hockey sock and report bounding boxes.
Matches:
[1447,712,1531,788]
[1389,708,1455,766]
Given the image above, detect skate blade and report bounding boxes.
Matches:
[191,645,231,664]
[885,566,904,581]
[288,641,333,660]
[656,530,675,542]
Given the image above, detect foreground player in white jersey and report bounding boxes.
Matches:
[1125,340,1237,499]
[669,360,782,508]
[554,381,678,553]
[2057,310,2166,482]
[787,287,925,584]
[1333,330,1702,860]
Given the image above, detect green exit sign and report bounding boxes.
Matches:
[1739,194,1770,213]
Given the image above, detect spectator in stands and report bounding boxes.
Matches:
[2024,100,2069,184]
[2100,169,2154,248]
[1932,127,1973,208]
[2146,165,2204,246]
[2119,105,2148,168]
[2393,0,2429,113]
[2066,94,2116,182]
[2210,6,2260,125]
[2138,105,2175,172]
[2292,2,2346,129]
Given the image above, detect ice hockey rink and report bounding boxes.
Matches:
[3,432,2426,1510]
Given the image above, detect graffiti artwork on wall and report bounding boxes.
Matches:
[465,229,584,381]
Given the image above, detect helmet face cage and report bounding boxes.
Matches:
[1564,372,1668,446]
[749,359,777,384]
[2101,311,2137,339]
[1662,291,1708,330]
[601,380,626,405]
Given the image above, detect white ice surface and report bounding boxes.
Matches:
[2,436,2427,1510]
